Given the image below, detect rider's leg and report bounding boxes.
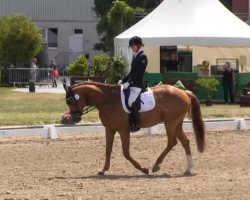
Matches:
[128,87,141,132]
[128,87,142,107]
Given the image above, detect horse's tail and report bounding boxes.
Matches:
[186,91,206,153]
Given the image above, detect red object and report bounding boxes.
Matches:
[52,69,59,78]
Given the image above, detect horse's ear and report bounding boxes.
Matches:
[65,86,73,99]
[62,78,69,92]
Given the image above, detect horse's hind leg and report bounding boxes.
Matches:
[176,129,193,175]
[98,128,116,175]
[119,131,149,175]
[152,122,178,173]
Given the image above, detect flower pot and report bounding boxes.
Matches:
[205,95,212,106]
[28,80,35,92]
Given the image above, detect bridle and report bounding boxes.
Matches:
[66,88,95,122]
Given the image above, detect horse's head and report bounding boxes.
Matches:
[65,85,86,123]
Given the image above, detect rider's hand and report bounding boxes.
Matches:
[118,80,122,84]
[123,82,130,89]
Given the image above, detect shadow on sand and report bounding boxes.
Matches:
[49,173,196,181]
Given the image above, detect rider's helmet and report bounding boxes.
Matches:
[129,36,143,47]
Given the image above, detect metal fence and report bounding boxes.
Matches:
[8,68,53,86]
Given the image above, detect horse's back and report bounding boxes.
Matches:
[151,85,191,114]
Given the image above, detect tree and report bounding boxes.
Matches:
[106,1,145,53]
[219,0,232,11]
[93,0,161,53]
[0,15,43,66]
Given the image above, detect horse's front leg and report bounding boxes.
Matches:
[119,131,149,175]
[98,128,116,175]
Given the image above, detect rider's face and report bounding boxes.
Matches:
[130,45,140,53]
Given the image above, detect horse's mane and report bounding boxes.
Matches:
[72,81,119,89]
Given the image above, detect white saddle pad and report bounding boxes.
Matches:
[120,85,156,113]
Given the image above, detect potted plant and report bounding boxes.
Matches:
[196,77,219,106]
[28,80,36,92]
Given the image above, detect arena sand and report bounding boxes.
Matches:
[0,130,249,199]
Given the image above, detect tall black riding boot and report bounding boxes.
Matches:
[129,103,140,132]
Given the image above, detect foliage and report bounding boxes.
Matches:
[67,55,90,76]
[93,0,161,53]
[0,15,43,65]
[93,54,111,77]
[219,0,232,11]
[67,54,126,81]
[106,56,127,83]
[196,77,220,97]
[107,1,135,33]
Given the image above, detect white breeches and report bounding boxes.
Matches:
[128,87,142,107]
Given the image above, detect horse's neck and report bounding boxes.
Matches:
[79,85,103,106]
[79,84,119,107]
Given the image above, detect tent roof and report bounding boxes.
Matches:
[114,0,250,47]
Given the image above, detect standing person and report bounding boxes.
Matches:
[219,62,235,103]
[50,59,59,87]
[30,58,38,82]
[119,36,148,132]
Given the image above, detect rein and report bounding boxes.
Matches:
[82,105,96,115]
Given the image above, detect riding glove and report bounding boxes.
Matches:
[118,80,122,84]
[123,82,130,89]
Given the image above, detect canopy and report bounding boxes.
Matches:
[114,0,250,50]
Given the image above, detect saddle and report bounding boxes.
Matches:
[123,88,143,111]
[120,86,155,113]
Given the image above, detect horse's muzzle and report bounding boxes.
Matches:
[71,112,82,123]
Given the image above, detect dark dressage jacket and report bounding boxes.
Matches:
[222,68,234,84]
[122,50,148,88]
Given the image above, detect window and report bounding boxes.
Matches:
[160,46,192,72]
[74,29,83,35]
[48,28,58,48]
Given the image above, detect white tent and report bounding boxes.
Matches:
[114,0,250,72]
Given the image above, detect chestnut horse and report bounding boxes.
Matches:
[65,81,206,175]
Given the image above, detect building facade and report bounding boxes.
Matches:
[0,0,101,68]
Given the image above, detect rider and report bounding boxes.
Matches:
[119,36,148,132]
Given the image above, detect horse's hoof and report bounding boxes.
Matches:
[142,168,149,175]
[97,171,105,175]
[183,170,193,176]
[152,165,160,173]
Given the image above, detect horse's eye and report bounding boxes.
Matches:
[66,97,73,105]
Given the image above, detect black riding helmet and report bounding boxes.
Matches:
[129,36,143,47]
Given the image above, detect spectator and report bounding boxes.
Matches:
[166,52,179,71]
[50,59,59,87]
[30,58,38,82]
[218,62,235,103]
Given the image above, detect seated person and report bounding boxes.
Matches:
[166,52,179,71]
